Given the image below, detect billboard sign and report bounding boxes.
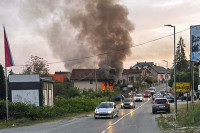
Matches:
[173,82,190,93]
[191,25,200,61]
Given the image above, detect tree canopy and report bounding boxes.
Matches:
[22,55,49,77]
[176,37,189,71]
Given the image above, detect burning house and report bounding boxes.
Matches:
[70,69,116,90]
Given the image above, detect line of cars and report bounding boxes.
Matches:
[94,93,146,119]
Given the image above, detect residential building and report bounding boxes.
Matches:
[70,69,115,90]
[148,65,171,83]
[121,69,149,85]
[131,62,154,69]
[49,71,71,82]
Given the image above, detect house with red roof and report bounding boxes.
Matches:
[49,71,71,82]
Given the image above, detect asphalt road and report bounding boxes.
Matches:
[1,84,166,133]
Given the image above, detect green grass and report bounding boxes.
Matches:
[0,111,93,130]
[156,102,200,132]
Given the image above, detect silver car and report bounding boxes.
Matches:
[94,102,119,119]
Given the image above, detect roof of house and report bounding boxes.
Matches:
[70,69,116,81]
[49,74,67,82]
[150,66,169,74]
[122,69,142,75]
[134,62,154,67]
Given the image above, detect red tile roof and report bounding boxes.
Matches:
[70,69,115,81]
[49,74,67,82]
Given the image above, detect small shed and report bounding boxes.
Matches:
[9,74,54,106]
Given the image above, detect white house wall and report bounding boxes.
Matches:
[74,81,102,90]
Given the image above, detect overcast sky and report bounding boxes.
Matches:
[0,0,200,74]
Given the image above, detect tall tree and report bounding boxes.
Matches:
[23,55,49,77]
[0,64,6,100]
[176,37,189,71]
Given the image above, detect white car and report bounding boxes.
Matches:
[149,87,156,93]
[134,94,144,102]
[94,102,118,119]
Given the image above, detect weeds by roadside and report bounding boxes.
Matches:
[156,102,200,133]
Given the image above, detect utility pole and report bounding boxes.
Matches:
[164,24,177,120]
[163,60,168,92]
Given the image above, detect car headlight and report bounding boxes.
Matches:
[95,110,99,114]
[121,103,124,106]
[130,103,133,106]
[108,111,112,114]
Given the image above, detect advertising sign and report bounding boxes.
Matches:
[173,82,190,93]
[12,90,40,106]
[191,25,200,61]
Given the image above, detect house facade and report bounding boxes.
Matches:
[49,71,71,82]
[148,66,171,82]
[70,69,115,90]
[121,69,149,85]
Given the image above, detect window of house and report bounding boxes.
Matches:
[161,75,163,79]
[90,80,93,84]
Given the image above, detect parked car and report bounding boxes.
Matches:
[94,102,118,119]
[121,98,135,109]
[165,93,174,103]
[111,94,125,102]
[181,93,197,101]
[152,98,170,114]
[134,94,144,102]
[143,91,151,98]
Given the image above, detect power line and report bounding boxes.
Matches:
[13,28,190,67]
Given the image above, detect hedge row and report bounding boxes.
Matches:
[0,97,108,120]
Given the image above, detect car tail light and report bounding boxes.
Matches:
[153,101,157,104]
[166,101,169,104]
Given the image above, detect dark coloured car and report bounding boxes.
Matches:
[152,98,170,114]
[111,94,125,102]
[143,91,151,98]
[165,93,174,103]
[181,93,197,101]
[121,98,135,109]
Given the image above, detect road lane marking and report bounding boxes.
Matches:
[100,100,150,133]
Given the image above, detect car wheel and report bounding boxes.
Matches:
[152,109,155,114]
[94,116,97,119]
[111,113,114,119]
[116,112,118,117]
[168,109,170,113]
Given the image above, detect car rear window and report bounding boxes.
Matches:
[155,99,167,104]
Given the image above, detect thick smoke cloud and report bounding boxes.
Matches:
[20,0,134,79]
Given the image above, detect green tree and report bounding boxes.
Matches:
[0,64,6,100]
[176,37,189,71]
[22,55,49,77]
[145,76,154,85]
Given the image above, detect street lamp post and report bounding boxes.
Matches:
[164,24,177,120]
[162,60,168,92]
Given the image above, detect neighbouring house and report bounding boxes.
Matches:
[8,74,54,106]
[148,65,171,83]
[120,69,149,85]
[131,62,154,69]
[49,71,71,82]
[70,69,115,90]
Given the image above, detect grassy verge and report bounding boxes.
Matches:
[156,102,200,132]
[0,111,93,130]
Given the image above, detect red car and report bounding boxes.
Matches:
[143,91,151,98]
